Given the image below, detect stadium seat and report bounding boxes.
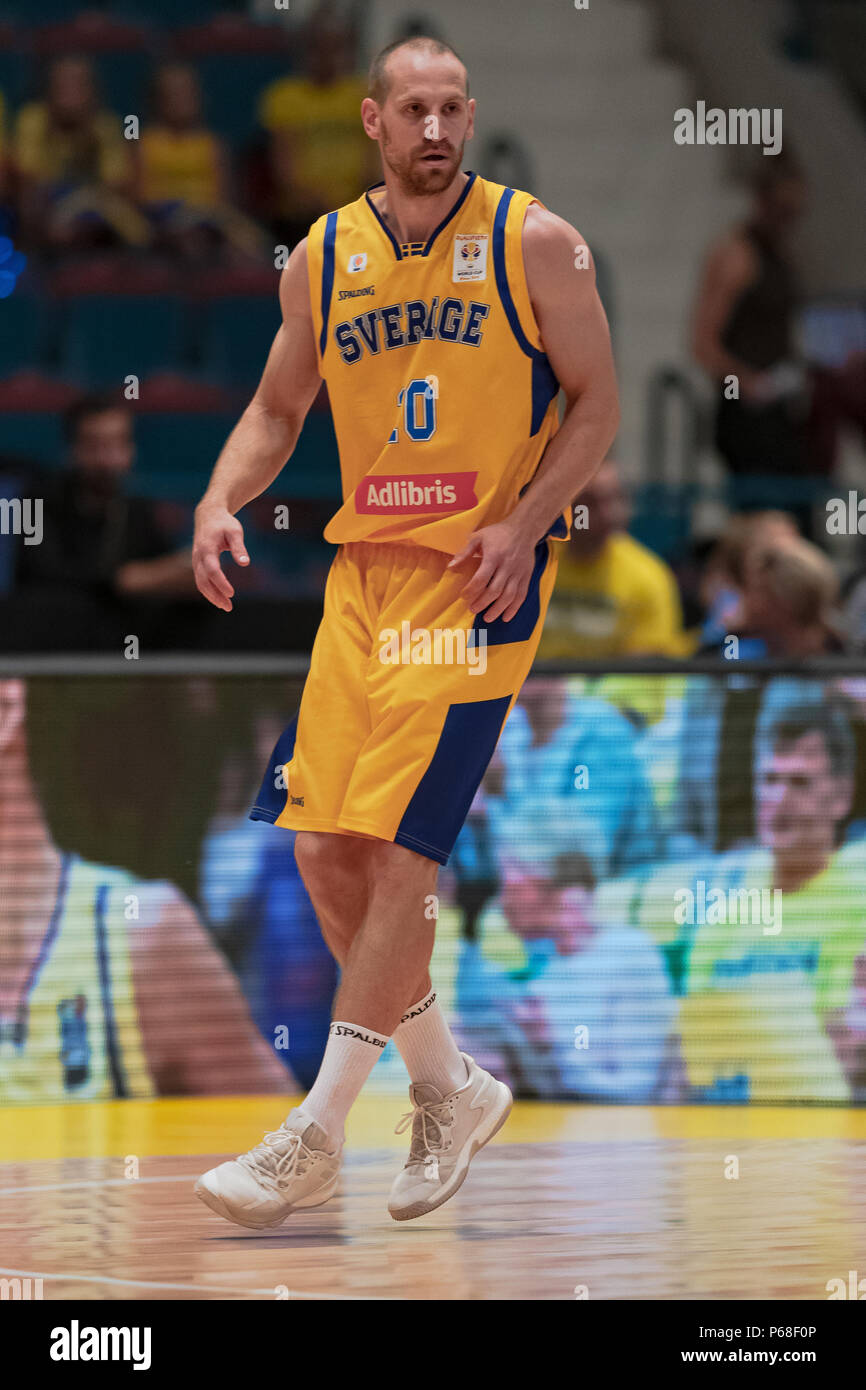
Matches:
[51,259,188,387]
[0,288,47,377]
[191,266,281,386]
[174,17,296,140]
[133,414,243,499]
[0,372,80,466]
[0,21,31,112]
[58,294,188,386]
[33,13,156,118]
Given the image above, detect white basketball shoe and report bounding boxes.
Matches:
[194,1109,341,1229]
[388,1053,512,1221]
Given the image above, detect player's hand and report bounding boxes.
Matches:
[192,504,249,612]
[449,518,537,623]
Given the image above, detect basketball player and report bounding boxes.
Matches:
[192,36,618,1226]
[0,678,288,1104]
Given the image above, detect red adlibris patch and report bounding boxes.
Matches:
[354,473,478,515]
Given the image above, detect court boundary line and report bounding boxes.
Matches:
[0,1175,192,1197]
[0,1266,390,1301]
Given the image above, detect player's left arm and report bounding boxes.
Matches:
[128,884,292,1096]
[451,205,619,622]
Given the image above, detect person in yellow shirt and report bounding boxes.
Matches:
[0,678,289,1104]
[258,13,379,245]
[14,55,146,250]
[678,697,865,1102]
[134,63,264,259]
[538,457,688,658]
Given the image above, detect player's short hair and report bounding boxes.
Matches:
[63,391,129,444]
[760,699,855,780]
[367,35,468,106]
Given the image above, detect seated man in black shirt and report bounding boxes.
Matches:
[15,394,195,600]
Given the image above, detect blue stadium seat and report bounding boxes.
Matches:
[133,412,241,499]
[200,295,280,386]
[0,292,46,376]
[119,0,218,26]
[133,410,339,501]
[59,294,188,387]
[196,53,295,141]
[287,413,341,497]
[0,412,65,465]
[0,25,30,111]
[91,52,153,120]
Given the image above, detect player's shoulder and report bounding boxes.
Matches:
[312,184,375,233]
[518,198,586,260]
[518,196,590,297]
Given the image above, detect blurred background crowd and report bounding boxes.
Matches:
[2,0,866,1110]
[8,667,866,1105]
[0,0,863,656]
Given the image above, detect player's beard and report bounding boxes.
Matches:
[379,123,465,197]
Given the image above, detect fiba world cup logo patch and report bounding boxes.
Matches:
[57,994,91,1089]
[452,232,488,283]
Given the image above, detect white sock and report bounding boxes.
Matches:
[392,990,468,1096]
[301,1021,390,1148]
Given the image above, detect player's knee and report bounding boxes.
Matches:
[293,830,329,885]
[369,837,439,887]
[294,830,367,892]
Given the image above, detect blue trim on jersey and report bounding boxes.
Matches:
[423,170,477,254]
[365,172,478,262]
[94,882,128,1099]
[492,187,560,435]
[249,714,299,824]
[365,186,403,260]
[472,538,553,647]
[395,693,513,865]
[319,212,339,356]
[13,851,73,1046]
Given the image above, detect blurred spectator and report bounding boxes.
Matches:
[500,852,675,1101]
[485,676,661,880]
[679,697,864,1102]
[700,533,844,657]
[844,571,866,654]
[692,155,810,509]
[134,63,265,263]
[14,56,146,254]
[538,458,688,658]
[697,510,800,655]
[15,393,195,601]
[257,11,376,246]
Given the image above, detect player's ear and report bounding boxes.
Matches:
[360,97,379,140]
[466,97,476,141]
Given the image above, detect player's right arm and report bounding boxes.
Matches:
[193,238,321,612]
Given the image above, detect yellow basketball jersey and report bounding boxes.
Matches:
[307,172,568,552]
[0,854,155,1107]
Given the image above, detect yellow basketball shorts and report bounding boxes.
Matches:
[249,536,559,865]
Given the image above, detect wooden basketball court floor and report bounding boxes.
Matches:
[1,1097,864,1301]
